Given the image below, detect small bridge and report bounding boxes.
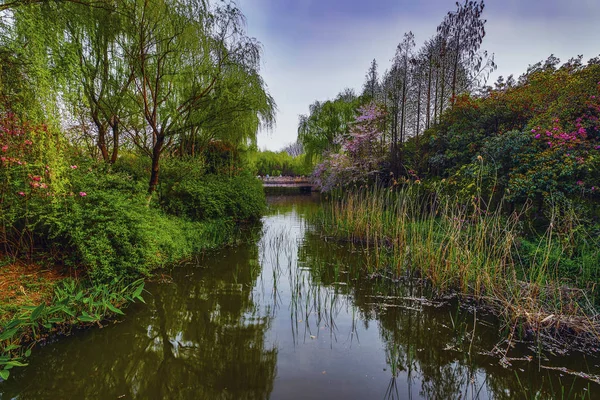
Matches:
[260,176,318,192]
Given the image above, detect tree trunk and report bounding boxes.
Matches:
[451,32,460,105]
[416,79,422,142]
[433,68,439,125]
[93,112,109,162]
[109,116,119,164]
[148,135,165,194]
[426,58,432,130]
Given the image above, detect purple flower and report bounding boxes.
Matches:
[79,192,87,197]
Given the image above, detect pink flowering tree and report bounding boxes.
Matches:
[314,103,387,191]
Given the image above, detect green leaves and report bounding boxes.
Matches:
[30,303,45,321]
[0,328,19,341]
[0,275,152,380]
[77,312,98,323]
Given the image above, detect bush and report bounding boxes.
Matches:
[162,172,265,222]
[34,166,234,281]
[111,152,152,182]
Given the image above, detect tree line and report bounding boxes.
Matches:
[299,0,495,174]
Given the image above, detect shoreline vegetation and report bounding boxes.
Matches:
[295,1,600,356]
[0,157,266,379]
[0,0,275,380]
[314,184,600,353]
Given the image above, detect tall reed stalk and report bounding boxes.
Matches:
[318,183,599,346]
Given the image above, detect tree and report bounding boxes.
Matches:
[362,59,380,101]
[437,0,494,104]
[122,0,273,193]
[62,5,133,163]
[383,32,414,175]
[298,89,362,162]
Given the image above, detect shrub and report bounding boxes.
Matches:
[33,166,234,281]
[111,152,152,182]
[162,172,265,222]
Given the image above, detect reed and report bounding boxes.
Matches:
[316,183,600,348]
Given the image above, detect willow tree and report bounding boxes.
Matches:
[174,53,276,156]
[121,0,272,193]
[57,4,135,163]
[298,89,361,162]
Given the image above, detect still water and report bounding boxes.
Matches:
[1,194,599,399]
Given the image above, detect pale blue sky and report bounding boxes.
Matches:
[235,0,600,151]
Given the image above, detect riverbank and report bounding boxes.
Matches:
[0,214,243,380]
[0,156,267,380]
[0,259,69,324]
[315,185,600,353]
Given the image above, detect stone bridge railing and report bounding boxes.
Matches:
[259,176,318,191]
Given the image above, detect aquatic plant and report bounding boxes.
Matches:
[315,182,600,349]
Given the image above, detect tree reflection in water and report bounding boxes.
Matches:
[1,239,277,400]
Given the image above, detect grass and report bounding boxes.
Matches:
[314,183,600,350]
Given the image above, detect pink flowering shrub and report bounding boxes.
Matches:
[314,103,387,191]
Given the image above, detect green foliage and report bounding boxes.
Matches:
[247,150,312,177]
[298,89,365,162]
[0,278,146,380]
[162,172,266,222]
[200,141,240,176]
[111,152,152,182]
[36,164,235,281]
[0,113,70,254]
[418,58,600,208]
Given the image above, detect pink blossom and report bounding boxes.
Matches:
[79,192,87,197]
[577,180,584,186]
[531,128,536,133]
[32,176,41,182]
[18,192,25,196]
[24,140,32,145]
[1,145,7,152]
[534,133,541,139]
[70,165,78,169]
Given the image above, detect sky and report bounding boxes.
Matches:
[235,0,600,151]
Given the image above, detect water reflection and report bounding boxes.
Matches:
[0,239,276,399]
[0,193,598,399]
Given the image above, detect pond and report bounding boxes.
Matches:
[0,194,598,399]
